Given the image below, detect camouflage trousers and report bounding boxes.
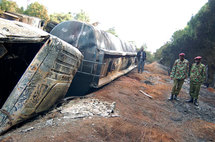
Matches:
[190,81,201,99]
[171,79,184,96]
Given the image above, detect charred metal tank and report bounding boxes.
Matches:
[0,18,83,134]
[51,21,137,96]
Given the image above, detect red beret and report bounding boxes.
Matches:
[194,56,202,60]
[179,53,185,56]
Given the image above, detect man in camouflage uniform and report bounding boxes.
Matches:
[186,56,206,106]
[169,53,189,100]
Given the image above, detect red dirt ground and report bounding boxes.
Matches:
[1,62,215,142]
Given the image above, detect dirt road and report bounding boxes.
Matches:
[1,62,215,142]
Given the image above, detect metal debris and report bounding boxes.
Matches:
[139,90,153,99]
[20,127,34,133]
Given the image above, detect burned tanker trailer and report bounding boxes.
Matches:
[0,18,83,134]
[50,21,137,96]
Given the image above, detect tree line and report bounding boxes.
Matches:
[0,0,90,23]
[154,0,215,85]
[0,0,120,37]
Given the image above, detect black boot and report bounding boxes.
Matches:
[194,99,199,106]
[168,94,174,100]
[186,97,193,103]
[174,95,179,101]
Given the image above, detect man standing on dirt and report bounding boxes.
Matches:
[137,47,146,73]
[186,56,206,106]
[169,53,189,100]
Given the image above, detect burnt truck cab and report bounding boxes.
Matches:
[0,18,83,134]
[51,21,137,96]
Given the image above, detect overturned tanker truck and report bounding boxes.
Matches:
[0,18,83,134]
[51,21,137,96]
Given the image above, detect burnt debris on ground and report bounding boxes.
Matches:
[0,62,215,142]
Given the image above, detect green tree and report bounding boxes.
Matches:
[17,6,25,14]
[0,0,20,13]
[24,2,49,21]
[154,42,170,61]
[74,10,90,23]
[50,12,73,23]
[145,51,155,63]
[106,27,118,37]
[156,1,215,84]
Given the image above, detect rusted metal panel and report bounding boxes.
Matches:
[51,21,136,96]
[0,19,83,134]
[0,12,45,29]
[0,12,58,33]
[98,56,136,87]
[0,18,48,40]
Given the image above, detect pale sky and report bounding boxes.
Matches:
[14,0,208,52]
